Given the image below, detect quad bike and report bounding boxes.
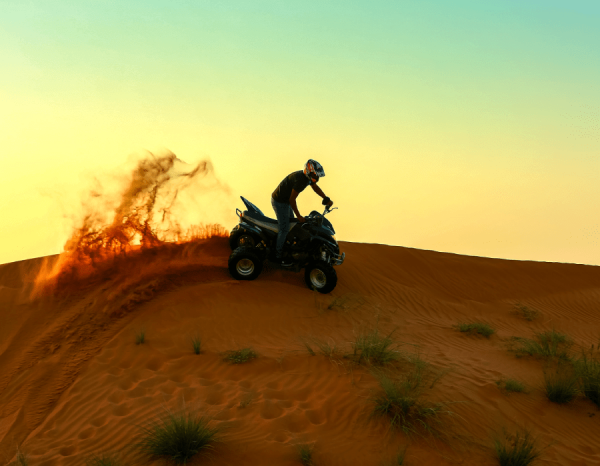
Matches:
[227,196,345,293]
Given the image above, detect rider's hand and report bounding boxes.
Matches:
[297,215,306,223]
[326,200,334,208]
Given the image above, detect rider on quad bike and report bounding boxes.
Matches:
[227,159,343,293]
[271,160,334,266]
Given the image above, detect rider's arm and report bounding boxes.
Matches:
[289,189,304,220]
[311,183,333,206]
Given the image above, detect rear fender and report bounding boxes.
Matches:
[240,196,265,216]
[236,222,269,244]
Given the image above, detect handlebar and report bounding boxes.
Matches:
[302,206,337,226]
[298,205,338,229]
[321,196,336,215]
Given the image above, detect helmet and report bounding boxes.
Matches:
[304,159,325,179]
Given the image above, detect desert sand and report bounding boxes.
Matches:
[1,238,599,465]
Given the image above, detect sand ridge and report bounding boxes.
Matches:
[1,238,599,465]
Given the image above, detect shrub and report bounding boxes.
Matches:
[350,328,400,365]
[302,339,316,356]
[575,347,600,408]
[238,394,252,408]
[135,328,146,345]
[455,322,495,338]
[544,364,578,404]
[494,429,540,466]
[514,304,540,321]
[395,447,406,465]
[191,336,202,355]
[512,330,572,360]
[372,367,449,436]
[301,337,341,359]
[137,410,219,464]
[297,444,314,466]
[15,447,28,466]
[315,340,338,358]
[496,378,526,394]
[223,347,257,364]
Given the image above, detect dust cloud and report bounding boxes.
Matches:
[32,151,232,298]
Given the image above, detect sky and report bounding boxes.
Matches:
[1,0,599,266]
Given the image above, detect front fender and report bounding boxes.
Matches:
[310,235,337,252]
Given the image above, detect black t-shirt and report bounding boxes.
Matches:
[272,170,311,204]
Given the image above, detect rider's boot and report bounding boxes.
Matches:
[270,247,293,267]
[279,254,293,267]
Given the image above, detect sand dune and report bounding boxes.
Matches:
[1,238,599,465]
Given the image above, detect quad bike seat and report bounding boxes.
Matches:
[242,210,298,233]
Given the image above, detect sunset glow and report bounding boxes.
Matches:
[1,1,598,265]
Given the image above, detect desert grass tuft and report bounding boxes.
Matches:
[135,328,146,345]
[297,443,314,466]
[191,336,202,355]
[86,452,121,466]
[15,447,29,466]
[350,327,401,366]
[327,295,347,310]
[575,345,600,408]
[404,351,430,373]
[496,378,526,394]
[544,363,578,404]
[300,338,316,356]
[454,322,495,338]
[312,338,340,358]
[137,409,219,465]
[223,347,257,364]
[511,330,572,360]
[381,447,407,466]
[372,366,450,437]
[494,428,540,466]
[238,393,253,408]
[394,446,406,465]
[514,303,540,321]
[326,293,366,311]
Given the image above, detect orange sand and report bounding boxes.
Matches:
[1,238,599,465]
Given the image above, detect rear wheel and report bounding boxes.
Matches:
[228,247,263,280]
[304,261,337,294]
[229,229,261,250]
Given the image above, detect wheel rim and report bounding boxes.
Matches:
[309,268,327,288]
[238,235,255,247]
[236,258,255,276]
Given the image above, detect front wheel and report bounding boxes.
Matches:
[304,261,337,294]
[228,247,263,280]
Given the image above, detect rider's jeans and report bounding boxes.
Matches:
[271,197,294,258]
